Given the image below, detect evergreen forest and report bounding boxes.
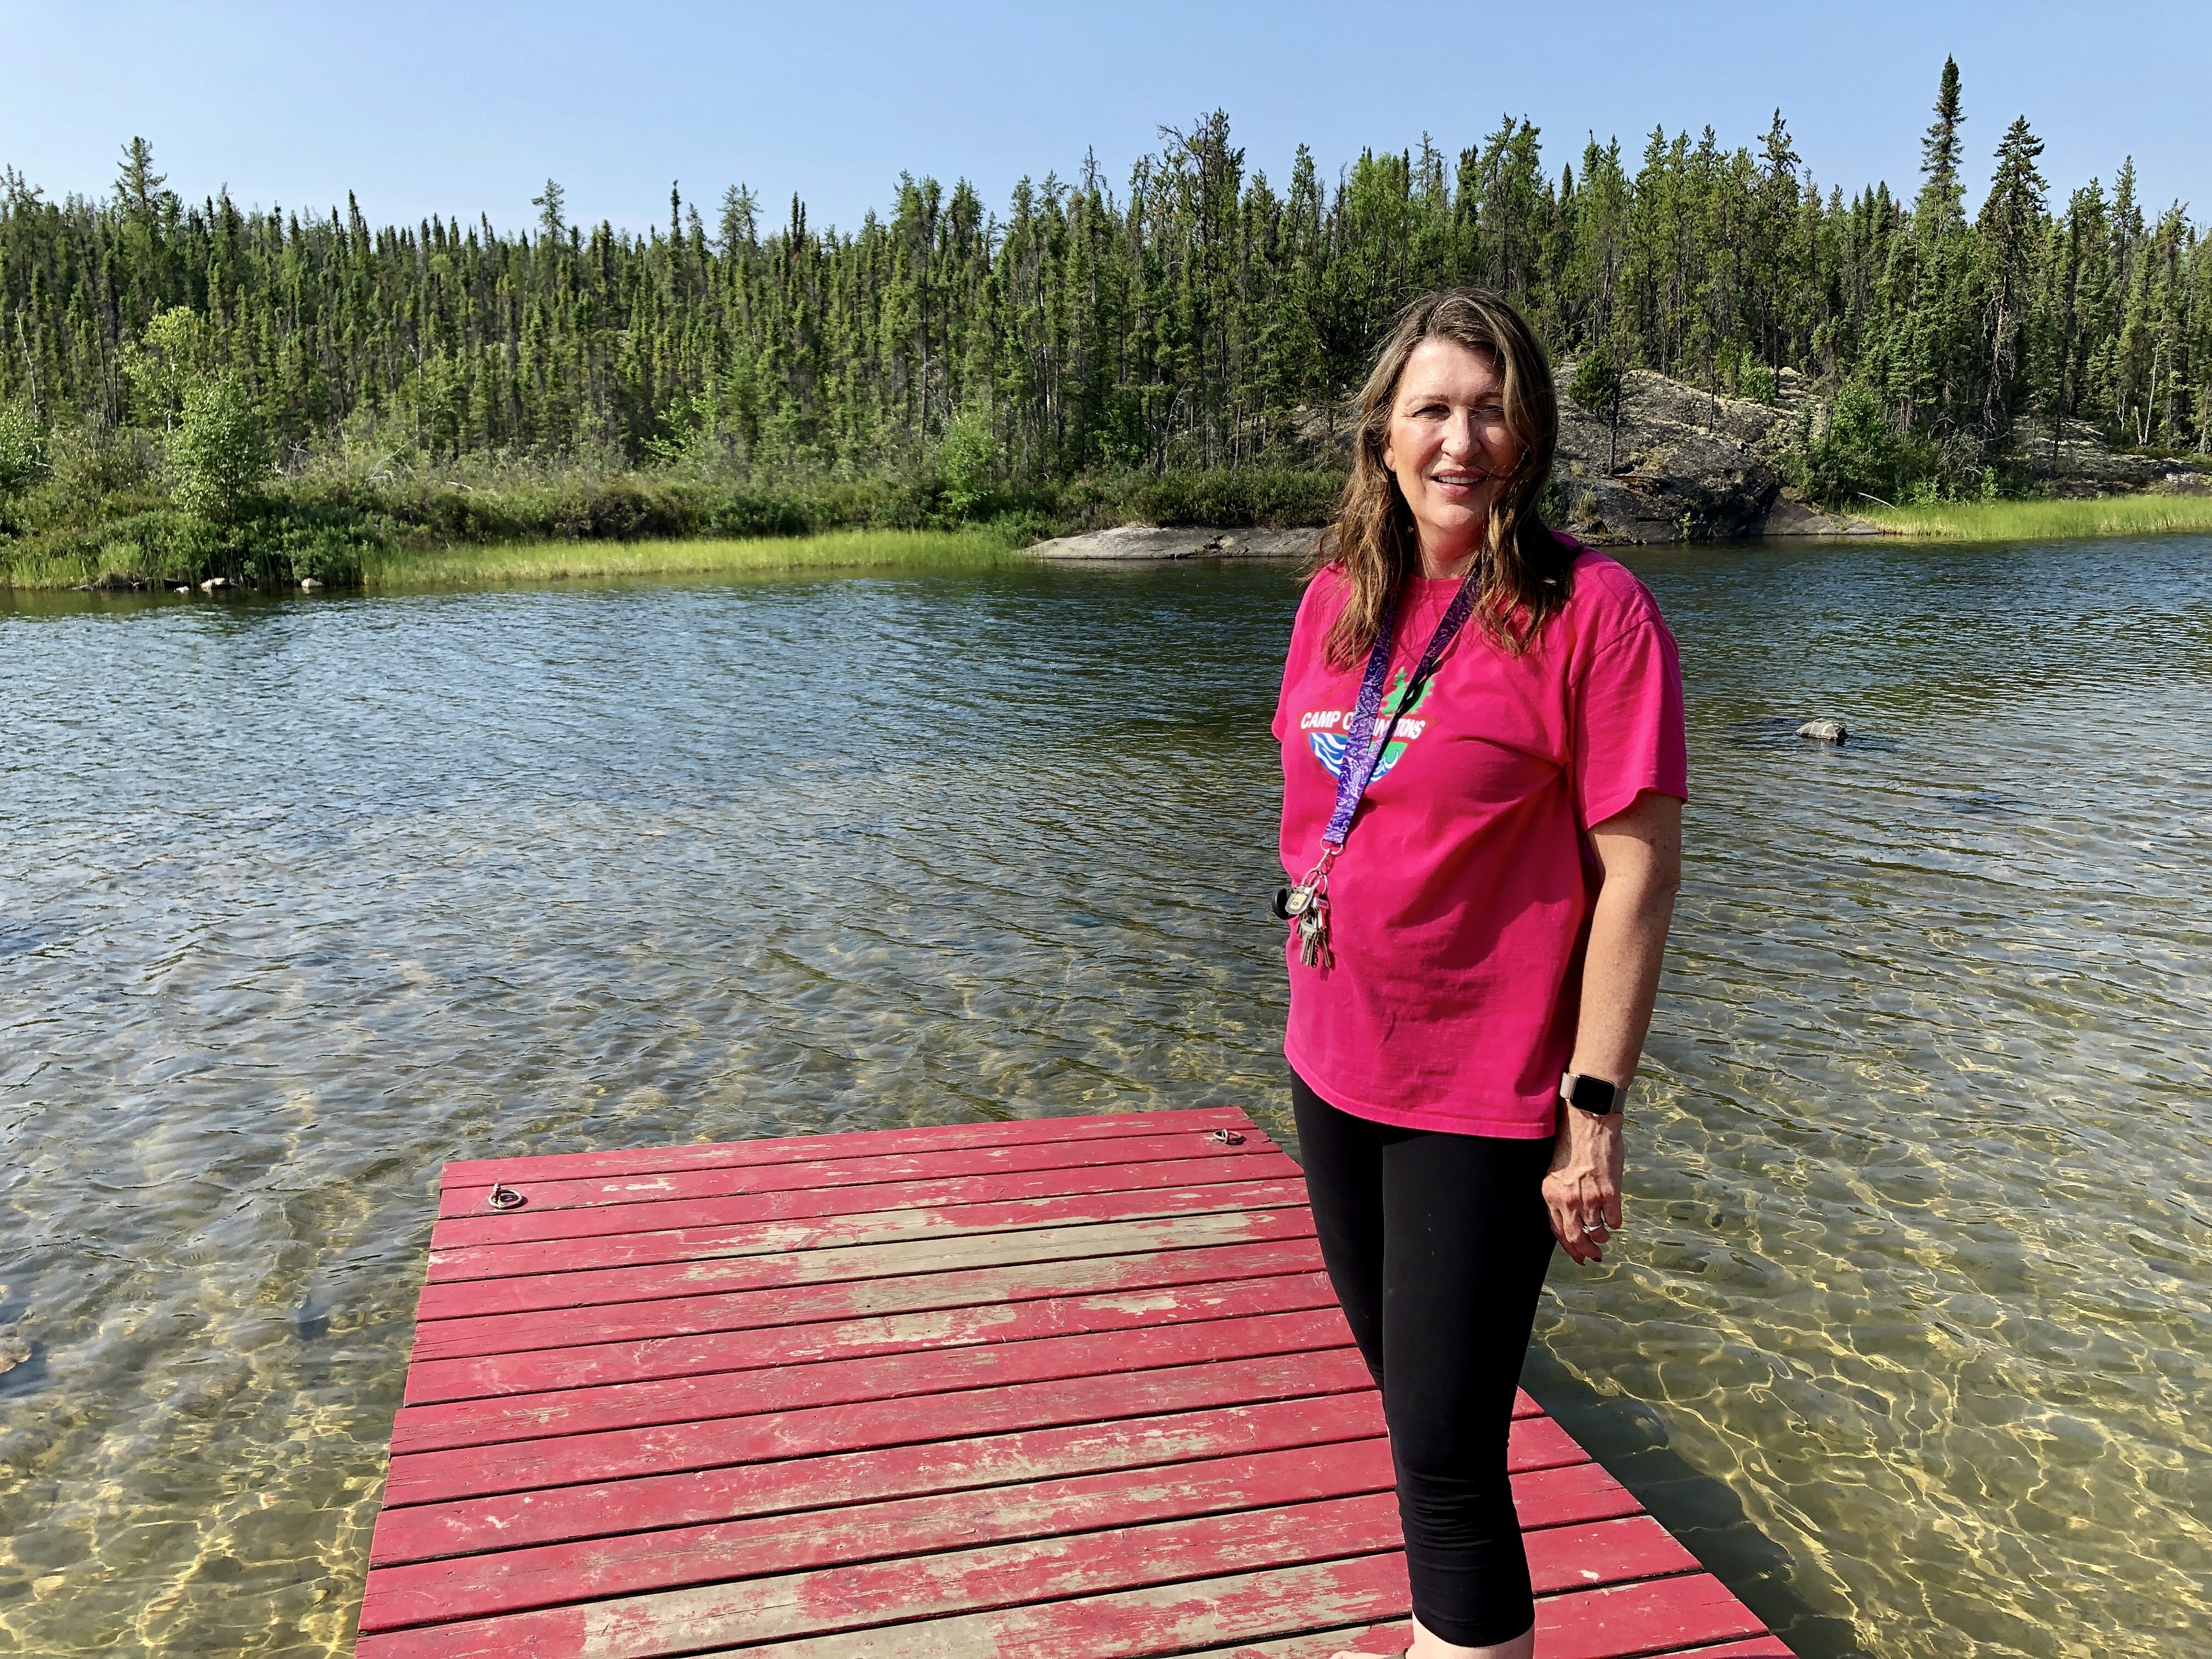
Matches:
[1,57,2207,584]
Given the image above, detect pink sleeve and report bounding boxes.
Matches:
[1274,570,1340,743]
[1572,615,1689,831]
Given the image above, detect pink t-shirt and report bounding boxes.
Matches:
[1274,539,1688,1137]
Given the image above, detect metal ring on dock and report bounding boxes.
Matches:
[486,1182,526,1211]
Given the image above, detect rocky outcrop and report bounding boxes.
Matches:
[1201,366,1877,548]
[1553,364,1875,543]
[1996,416,2204,494]
[1027,525,1318,561]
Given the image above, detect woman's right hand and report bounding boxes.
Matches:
[1542,1106,1624,1265]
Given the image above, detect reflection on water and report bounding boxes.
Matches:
[2,539,2208,1656]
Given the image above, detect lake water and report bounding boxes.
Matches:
[2,537,2208,1656]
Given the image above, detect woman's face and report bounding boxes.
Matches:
[1381,337,1522,572]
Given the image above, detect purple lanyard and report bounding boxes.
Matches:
[1317,563,1483,857]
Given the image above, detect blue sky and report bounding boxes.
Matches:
[3,1,2205,236]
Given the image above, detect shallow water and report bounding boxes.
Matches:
[1,538,2207,1656]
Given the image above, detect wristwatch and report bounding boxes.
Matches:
[1559,1072,1621,1116]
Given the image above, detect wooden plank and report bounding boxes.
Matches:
[364,1430,1620,1628]
[438,1105,1257,1190]
[1181,1631,1798,1659]
[570,1537,1733,1659]
[1533,1573,1773,1659]
[409,1236,1329,1363]
[362,1113,1788,1659]
[635,1555,1418,1658]
[1186,1628,1787,1659]
[1176,1626,1415,1657]
[360,1436,1398,1632]
[381,1348,1381,1510]
[413,1207,1319,1322]
[372,1389,1393,1568]
[432,1149,1301,1250]
[372,1389,1551,1567]
[1186,1626,1795,1659]
[355,1492,1410,1658]
[404,1268,1340,1406]
[382,1375,1570,1542]
[392,1307,1356,1455]
[439,1129,1281,1223]
[424,1176,1311,1284]
[1513,1458,1642,1530]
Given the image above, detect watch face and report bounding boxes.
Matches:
[1568,1076,1616,1113]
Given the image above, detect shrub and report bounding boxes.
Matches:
[1065,468,1345,529]
[50,419,157,511]
[1801,383,1905,506]
[1568,348,1628,470]
[170,374,274,524]
[1568,347,1625,416]
[702,492,814,538]
[939,414,998,521]
[0,401,47,496]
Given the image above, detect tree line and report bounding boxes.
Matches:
[1,57,2205,534]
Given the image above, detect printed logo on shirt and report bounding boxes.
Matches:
[1300,668,1435,783]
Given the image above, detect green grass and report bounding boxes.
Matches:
[0,546,131,590]
[1860,492,2212,541]
[357,526,1027,589]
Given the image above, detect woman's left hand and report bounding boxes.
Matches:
[1543,1107,1624,1265]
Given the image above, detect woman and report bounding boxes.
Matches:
[1274,289,1686,1659]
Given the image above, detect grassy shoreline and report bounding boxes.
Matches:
[1855,493,2212,540]
[11,494,2212,593]
[355,527,1025,589]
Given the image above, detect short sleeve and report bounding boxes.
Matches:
[1572,612,1688,831]
[1274,568,1344,743]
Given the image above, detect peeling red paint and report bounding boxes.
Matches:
[355,1108,1791,1658]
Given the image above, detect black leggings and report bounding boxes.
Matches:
[1292,1071,1559,1648]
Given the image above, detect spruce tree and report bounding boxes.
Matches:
[531,179,566,244]
[0,99,2202,515]
[1978,116,2048,434]
[1917,57,1966,232]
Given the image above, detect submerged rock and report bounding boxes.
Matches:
[0,1324,28,1375]
[1796,719,1848,744]
[1027,525,1317,561]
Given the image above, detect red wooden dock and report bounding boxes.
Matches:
[354,1106,1793,1657]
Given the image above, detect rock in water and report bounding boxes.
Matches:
[0,1325,28,1374]
[1796,719,1847,744]
[1025,525,1316,561]
[300,577,323,591]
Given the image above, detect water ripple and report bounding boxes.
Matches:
[2,542,2209,1654]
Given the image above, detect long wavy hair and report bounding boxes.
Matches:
[1308,287,1569,667]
